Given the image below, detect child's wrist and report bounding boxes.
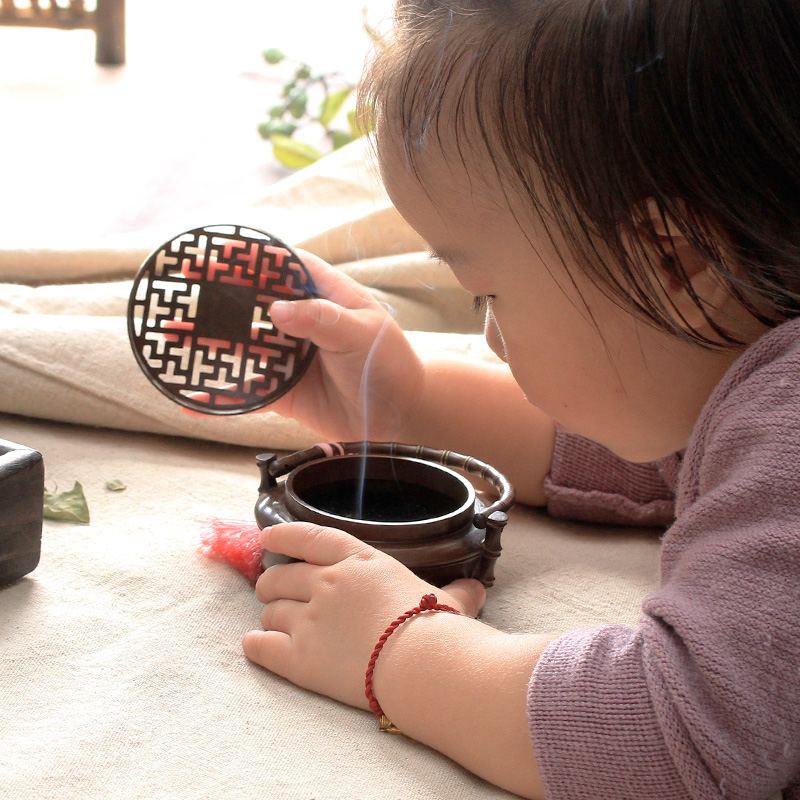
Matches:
[368,608,493,733]
[365,593,463,732]
[371,614,552,795]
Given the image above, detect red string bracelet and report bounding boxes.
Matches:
[364,592,461,734]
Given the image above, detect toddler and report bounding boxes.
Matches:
[241,1,800,797]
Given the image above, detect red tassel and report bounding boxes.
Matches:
[197,518,264,585]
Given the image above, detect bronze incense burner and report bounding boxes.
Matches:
[124,226,518,588]
[255,441,515,587]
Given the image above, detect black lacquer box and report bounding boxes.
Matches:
[0,439,44,586]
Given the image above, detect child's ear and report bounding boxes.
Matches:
[639,198,733,335]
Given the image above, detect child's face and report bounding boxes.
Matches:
[379,137,740,462]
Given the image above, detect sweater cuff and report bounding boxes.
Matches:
[528,627,689,800]
[544,430,676,527]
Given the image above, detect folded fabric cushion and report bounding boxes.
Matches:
[0,311,496,449]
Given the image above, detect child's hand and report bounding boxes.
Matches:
[264,250,426,442]
[241,521,486,709]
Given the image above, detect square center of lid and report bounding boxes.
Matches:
[192,282,259,344]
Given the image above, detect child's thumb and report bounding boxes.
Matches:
[270,298,379,353]
[441,578,486,618]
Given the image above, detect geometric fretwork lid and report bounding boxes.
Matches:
[127,224,317,415]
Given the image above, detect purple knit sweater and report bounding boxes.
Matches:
[531,318,800,800]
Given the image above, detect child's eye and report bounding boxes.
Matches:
[472,295,494,315]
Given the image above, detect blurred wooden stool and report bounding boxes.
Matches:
[0,0,125,65]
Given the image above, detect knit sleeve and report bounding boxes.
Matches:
[528,515,800,799]
[543,430,678,527]
[528,343,800,800]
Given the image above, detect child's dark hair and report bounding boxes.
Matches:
[359,0,800,346]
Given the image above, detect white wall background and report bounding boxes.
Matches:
[0,0,394,245]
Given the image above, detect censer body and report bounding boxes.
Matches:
[255,442,514,587]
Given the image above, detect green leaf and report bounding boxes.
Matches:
[270,134,323,169]
[105,479,126,491]
[262,48,285,65]
[331,130,355,150]
[43,481,90,524]
[258,119,297,139]
[362,8,380,43]
[319,86,353,127]
[347,107,373,138]
[288,90,308,119]
[257,120,273,140]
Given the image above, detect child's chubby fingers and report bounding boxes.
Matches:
[254,560,320,604]
[269,296,389,354]
[274,248,394,349]
[259,598,305,635]
[242,623,343,700]
[440,578,487,618]
[242,628,292,674]
[246,523,450,708]
[293,248,376,310]
[261,521,375,567]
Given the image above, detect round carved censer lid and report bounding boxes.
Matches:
[127,224,317,415]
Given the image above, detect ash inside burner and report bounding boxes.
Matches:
[300,478,456,522]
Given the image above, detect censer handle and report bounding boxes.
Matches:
[268,441,515,523]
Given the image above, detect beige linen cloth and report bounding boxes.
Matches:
[0,140,662,799]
